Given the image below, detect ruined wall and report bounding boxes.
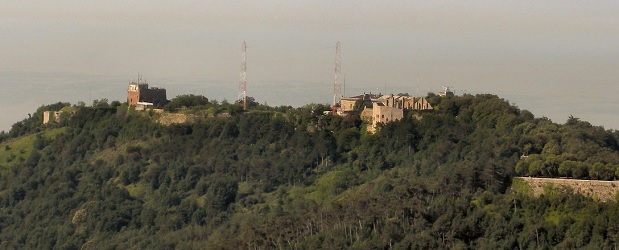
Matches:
[43,111,52,124]
[413,98,433,110]
[402,97,415,110]
[43,111,62,124]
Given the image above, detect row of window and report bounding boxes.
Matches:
[375,114,389,122]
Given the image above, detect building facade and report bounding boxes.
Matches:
[370,101,404,131]
[127,82,167,107]
[339,93,382,112]
[343,93,433,133]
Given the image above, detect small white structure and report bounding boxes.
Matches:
[135,102,154,111]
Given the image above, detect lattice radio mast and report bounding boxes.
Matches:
[239,41,247,110]
[332,41,341,111]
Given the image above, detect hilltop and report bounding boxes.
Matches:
[2,93,619,249]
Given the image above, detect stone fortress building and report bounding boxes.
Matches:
[340,93,434,133]
[127,78,168,109]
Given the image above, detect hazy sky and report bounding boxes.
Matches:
[2,1,619,132]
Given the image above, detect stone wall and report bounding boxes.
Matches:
[157,113,201,125]
[43,111,61,124]
[413,98,433,110]
[515,177,619,202]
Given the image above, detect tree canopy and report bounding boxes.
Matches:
[1,93,619,249]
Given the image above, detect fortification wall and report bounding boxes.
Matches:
[515,177,619,202]
[158,113,199,125]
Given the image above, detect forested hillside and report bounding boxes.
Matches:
[2,94,619,249]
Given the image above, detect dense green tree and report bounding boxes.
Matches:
[164,94,210,111]
[2,93,619,248]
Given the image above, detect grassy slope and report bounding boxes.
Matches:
[0,127,66,168]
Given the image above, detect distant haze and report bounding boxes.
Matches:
[2,1,619,131]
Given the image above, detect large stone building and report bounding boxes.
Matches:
[369,100,403,131]
[339,93,382,112]
[127,81,168,107]
[343,93,433,133]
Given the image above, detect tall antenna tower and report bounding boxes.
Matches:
[239,41,247,110]
[332,41,341,110]
[342,73,346,98]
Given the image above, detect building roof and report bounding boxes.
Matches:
[341,93,382,101]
